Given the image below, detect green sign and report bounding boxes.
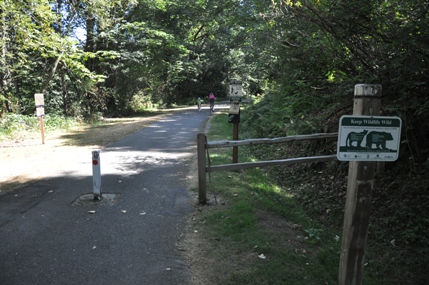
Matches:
[337,115,402,161]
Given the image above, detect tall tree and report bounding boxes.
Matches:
[0,0,60,113]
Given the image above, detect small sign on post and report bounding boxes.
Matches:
[337,115,402,161]
[228,104,240,115]
[34,93,45,144]
[34,93,44,106]
[229,80,243,102]
[36,106,45,117]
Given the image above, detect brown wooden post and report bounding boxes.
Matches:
[338,84,381,285]
[232,122,239,163]
[34,93,45,144]
[376,161,385,174]
[39,116,45,144]
[197,133,207,204]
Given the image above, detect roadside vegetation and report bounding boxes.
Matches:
[190,110,427,285]
[0,108,183,144]
[0,114,79,140]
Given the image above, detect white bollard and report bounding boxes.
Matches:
[92,150,102,200]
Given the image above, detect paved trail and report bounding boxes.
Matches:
[0,109,211,285]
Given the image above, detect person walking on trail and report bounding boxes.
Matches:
[208,92,215,112]
[197,97,201,111]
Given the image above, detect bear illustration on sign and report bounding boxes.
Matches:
[345,130,368,148]
[365,131,394,150]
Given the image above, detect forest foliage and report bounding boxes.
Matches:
[2,0,428,156]
[1,0,428,282]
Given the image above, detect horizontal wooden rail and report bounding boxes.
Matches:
[197,132,339,204]
[207,155,338,172]
[207,133,338,148]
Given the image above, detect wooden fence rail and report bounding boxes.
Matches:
[207,132,338,149]
[197,132,338,204]
[208,155,337,172]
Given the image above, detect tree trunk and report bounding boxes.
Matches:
[1,9,12,113]
[40,52,63,94]
[61,65,68,115]
[85,17,96,71]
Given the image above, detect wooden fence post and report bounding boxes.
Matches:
[338,84,381,285]
[39,116,45,144]
[232,122,239,163]
[197,133,207,204]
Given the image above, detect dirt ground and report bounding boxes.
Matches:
[1,133,90,195]
[0,114,170,195]
[0,112,299,284]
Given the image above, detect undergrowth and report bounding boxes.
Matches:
[238,91,429,284]
[0,113,80,139]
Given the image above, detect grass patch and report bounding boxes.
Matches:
[0,113,79,139]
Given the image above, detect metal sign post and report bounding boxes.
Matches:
[92,150,102,200]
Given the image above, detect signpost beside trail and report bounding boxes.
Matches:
[34,93,45,144]
[228,80,243,163]
[338,84,402,285]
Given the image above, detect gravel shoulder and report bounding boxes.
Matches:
[0,113,174,195]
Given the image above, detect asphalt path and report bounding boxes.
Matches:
[0,107,222,285]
